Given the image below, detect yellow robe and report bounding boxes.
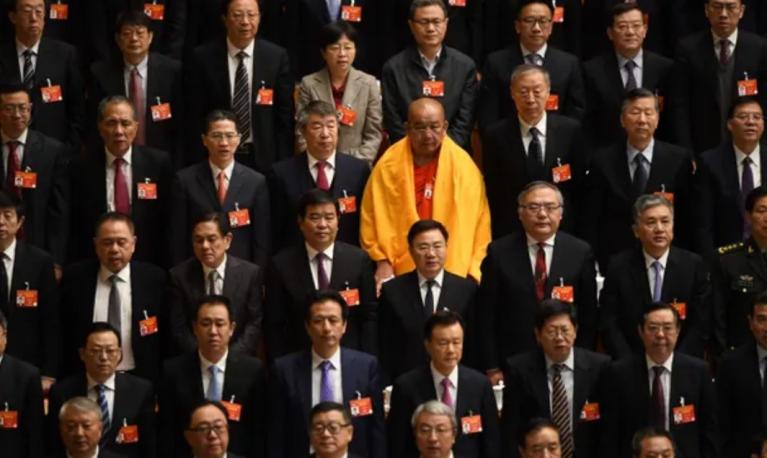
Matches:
[360,136,491,280]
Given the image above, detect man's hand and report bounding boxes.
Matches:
[41,376,55,394]
[374,260,394,297]
[486,369,504,386]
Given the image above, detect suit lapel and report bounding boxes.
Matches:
[21,131,40,172]
[341,69,362,109]
[572,349,589,427]
[300,351,313,426]
[129,262,145,331]
[608,145,633,199]
[645,142,668,194]
[298,244,317,291]
[435,272,451,311]
[194,163,220,209]
[224,164,247,208]
[532,352,551,414]
[661,248,678,299]
[631,250,653,302]
[189,260,207,298]
[700,34,721,108]
[543,115,558,170]
[340,348,355,402]
[95,153,109,213]
[222,256,238,298]
[722,144,740,196]
[315,69,335,105]
[112,373,130,427]
[759,144,767,184]
[546,235,566,293]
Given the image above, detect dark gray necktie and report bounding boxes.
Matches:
[232,51,251,142]
[22,50,34,89]
[632,154,648,195]
[108,274,122,334]
[424,279,436,316]
[625,60,638,91]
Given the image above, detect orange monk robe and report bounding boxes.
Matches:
[360,136,491,281]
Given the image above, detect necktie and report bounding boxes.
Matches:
[217,171,227,205]
[624,60,638,91]
[316,253,329,290]
[651,366,666,430]
[651,261,663,302]
[326,0,340,20]
[527,127,545,180]
[22,50,34,89]
[96,384,111,440]
[207,270,218,295]
[232,51,251,143]
[129,66,145,145]
[534,243,547,302]
[440,377,453,409]
[742,157,755,239]
[113,157,130,215]
[424,279,436,316]
[207,365,222,401]
[761,357,767,430]
[526,53,543,66]
[551,364,574,458]
[632,154,648,195]
[5,141,20,198]
[108,274,122,337]
[719,39,730,66]
[320,360,334,402]
[316,160,330,191]
[0,254,9,316]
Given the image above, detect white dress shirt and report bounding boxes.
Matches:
[202,254,227,295]
[758,344,767,383]
[306,243,334,289]
[307,151,337,186]
[86,373,116,422]
[226,38,255,144]
[430,362,459,408]
[105,148,133,211]
[200,350,228,397]
[210,160,235,195]
[643,248,669,298]
[418,47,443,76]
[94,264,135,370]
[519,112,548,159]
[2,128,28,169]
[417,269,444,310]
[15,39,40,79]
[545,349,575,431]
[735,145,762,189]
[1,239,16,302]
[521,43,548,64]
[67,448,99,458]
[311,347,343,405]
[712,29,738,61]
[617,48,644,88]
[123,55,149,99]
[646,352,673,431]
[627,138,655,181]
[526,233,556,276]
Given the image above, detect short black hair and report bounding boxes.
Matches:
[81,322,122,349]
[221,0,261,16]
[115,9,153,32]
[609,2,644,25]
[407,219,449,246]
[192,212,231,238]
[94,212,135,236]
[186,399,229,429]
[0,80,29,99]
[727,95,763,120]
[423,309,465,341]
[203,109,239,134]
[319,21,359,49]
[409,0,448,20]
[638,302,680,328]
[516,0,554,18]
[535,299,576,329]
[297,189,339,219]
[518,417,559,449]
[631,426,674,457]
[622,87,659,113]
[310,401,353,425]
[196,295,233,322]
[306,289,349,323]
[0,189,24,219]
[750,291,767,316]
[745,186,767,213]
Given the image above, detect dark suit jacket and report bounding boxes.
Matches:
[600,247,711,359]
[46,372,155,458]
[671,28,767,153]
[269,348,386,458]
[60,260,166,382]
[478,231,598,370]
[0,354,43,458]
[582,50,673,149]
[2,242,59,377]
[0,38,85,151]
[186,38,293,171]
[601,353,720,458]
[158,351,267,458]
[502,348,610,458]
[168,255,263,356]
[268,152,370,251]
[581,140,694,270]
[68,146,174,266]
[378,270,477,382]
[481,113,585,238]
[169,161,270,267]
[478,44,585,130]
[387,364,500,458]
[88,53,185,167]
[264,242,376,358]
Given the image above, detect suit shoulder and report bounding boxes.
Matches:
[132,261,167,279]
[381,271,415,294]
[63,259,98,280]
[2,355,41,380]
[718,241,745,256]
[444,46,476,69]
[271,244,305,268]
[459,365,492,385]
[18,242,55,263]
[343,347,378,366]
[677,31,708,53]
[655,140,692,159]
[505,351,540,371]
[547,46,579,66]
[255,38,288,56]
[150,52,182,70]
[43,37,76,54]
[550,113,581,132]
[484,117,516,139]
[444,270,476,289]
[577,348,611,366]
[670,246,703,264]
[644,50,673,68]
[487,232,524,254]
[271,153,303,176]
[738,30,767,48]
[484,48,513,70]
[557,231,592,254]
[234,162,266,181]
[393,366,430,389]
[163,351,197,375]
[673,352,709,372]
[119,372,154,393]
[336,152,369,171]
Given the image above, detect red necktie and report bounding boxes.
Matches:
[113,157,130,215]
[316,161,330,191]
[129,67,145,145]
[534,243,547,301]
[5,141,20,198]
[217,171,227,205]
[719,39,730,66]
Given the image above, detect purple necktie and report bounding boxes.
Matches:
[652,261,663,302]
[440,377,453,408]
[320,360,334,402]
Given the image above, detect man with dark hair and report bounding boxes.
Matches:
[388,310,500,458]
[269,290,385,458]
[309,402,361,458]
[269,100,370,251]
[518,418,561,458]
[184,400,244,458]
[503,299,609,458]
[47,322,156,458]
[61,212,166,382]
[378,219,477,381]
[168,212,262,356]
[265,188,376,358]
[160,294,267,457]
[601,303,719,457]
[632,427,676,458]
[169,109,270,268]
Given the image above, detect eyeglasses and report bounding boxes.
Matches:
[613,22,645,33]
[229,10,260,21]
[520,203,563,214]
[207,132,240,142]
[519,16,553,27]
[1,104,31,114]
[542,326,573,339]
[17,6,44,17]
[416,425,455,437]
[311,422,351,435]
[411,18,447,27]
[733,113,764,122]
[645,323,678,335]
[527,443,561,456]
[188,421,228,436]
[708,2,741,13]
[85,347,120,358]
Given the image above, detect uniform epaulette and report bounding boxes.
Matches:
[718,242,745,255]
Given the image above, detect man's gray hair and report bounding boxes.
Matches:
[510,64,551,88]
[296,100,338,130]
[632,194,674,224]
[97,95,136,122]
[410,400,457,431]
[517,180,564,207]
[59,396,102,421]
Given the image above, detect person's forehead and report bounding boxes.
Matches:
[522,187,558,202]
[192,405,227,424]
[193,221,223,237]
[119,24,150,33]
[417,412,451,426]
[313,410,345,423]
[519,3,551,17]
[734,102,764,115]
[646,309,675,322]
[309,300,344,318]
[431,322,463,337]
[413,228,445,244]
[306,113,338,124]
[409,104,444,122]
[626,97,656,109]
[543,314,573,328]
[17,0,44,8]
[614,9,644,23]
[305,202,337,214]
[97,221,132,237]
[228,0,259,13]
[86,331,119,346]
[640,205,672,218]
[755,195,767,207]
[197,303,230,319]
[413,5,445,18]
[62,408,100,422]
[0,91,29,103]
[207,119,237,132]
[514,71,547,87]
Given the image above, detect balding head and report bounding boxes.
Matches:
[405,98,448,164]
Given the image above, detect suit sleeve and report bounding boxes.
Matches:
[250,177,271,269]
[692,159,716,257]
[45,384,64,456]
[377,285,395,383]
[676,257,712,357]
[699,364,722,458]
[247,364,268,458]
[598,264,633,359]
[274,48,295,161]
[39,254,60,377]
[46,142,70,264]
[715,357,737,456]
[381,62,406,144]
[157,365,177,457]
[477,247,501,371]
[575,246,599,351]
[447,63,479,149]
[230,266,264,356]
[166,272,196,355]
[266,362,289,458]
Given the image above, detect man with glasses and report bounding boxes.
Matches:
[185,400,244,458]
[309,402,359,458]
[478,181,597,383]
[47,322,155,458]
[411,400,458,458]
[381,0,478,150]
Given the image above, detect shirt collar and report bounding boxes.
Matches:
[67,447,99,458]
[1,128,29,145]
[311,347,341,369]
[202,254,227,279]
[209,160,235,180]
[757,344,767,363]
[106,147,132,166]
[99,263,131,284]
[627,138,655,164]
[307,151,337,171]
[86,373,116,391]
[417,269,445,289]
[616,48,644,68]
[306,242,335,262]
[734,144,761,167]
[643,248,670,270]
[646,352,674,373]
[16,39,40,57]
[418,47,443,65]
[3,238,16,263]
[712,28,738,47]
[200,349,229,371]
[226,38,255,59]
[430,361,459,388]
[519,112,548,137]
[544,348,575,372]
[526,233,557,248]
[124,55,149,77]
[521,43,548,59]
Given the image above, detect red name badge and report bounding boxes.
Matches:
[552,164,572,183]
[422,80,445,97]
[0,411,19,429]
[341,5,362,21]
[424,182,434,200]
[228,208,251,228]
[461,415,483,434]
[653,191,674,203]
[338,106,357,126]
[349,397,373,416]
[16,289,38,308]
[137,182,158,200]
[14,171,37,189]
[545,94,559,111]
[339,288,360,307]
[449,0,467,6]
[116,424,139,444]
[338,196,357,214]
[221,400,242,422]
[151,103,172,121]
[673,404,696,425]
[738,79,758,96]
[580,402,600,421]
[671,301,687,320]
[144,3,164,20]
[256,88,273,106]
[41,85,63,103]
[49,3,68,19]
[551,285,574,303]
[139,316,158,336]
[553,6,565,22]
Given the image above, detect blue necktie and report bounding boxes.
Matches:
[652,261,663,302]
[96,384,110,442]
[326,0,340,20]
[320,360,334,402]
[207,365,222,401]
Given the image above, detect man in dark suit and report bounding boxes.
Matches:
[169,109,270,268]
[184,400,246,458]
[68,95,173,267]
[168,212,262,356]
[61,212,166,383]
[695,96,767,257]
[159,295,267,458]
[269,290,385,458]
[0,83,69,268]
[309,402,362,458]
[601,302,719,458]
[269,101,370,251]
[582,88,694,271]
[670,0,767,154]
[481,64,584,238]
[478,181,598,383]
[388,310,500,458]
[517,418,565,458]
[379,219,477,381]
[478,0,585,130]
[47,322,155,458]
[88,10,184,167]
[582,2,673,149]
[503,300,610,458]
[381,0,478,150]
[601,195,711,360]
[57,397,125,458]
[631,427,678,458]
[265,189,376,358]
[0,0,85,152]
[0,310,45,458]
[186,0,293,172]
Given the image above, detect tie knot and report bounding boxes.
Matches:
[237,50,247,60]
[425,279,436,288]
[316,160,327,170]
[625,60,637,70]
[652,260,662,270]
[652,365,664,377]
[209,365,219,376]
[720,39,730,48]
[113,157,125,167]
[97,384,107,395]
[109,274,119,284]
[537,242,546,250]
[320,360,333,371]
[23,49,34,57]
[315,252,326,262]
[527,53,543,66]
[441,377,452,389]
[530,127,540,138]
[552,363,565,375]
[218,170,226,179]
[744,157,753,166]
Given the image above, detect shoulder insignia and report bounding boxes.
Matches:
[718,242,744,255]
